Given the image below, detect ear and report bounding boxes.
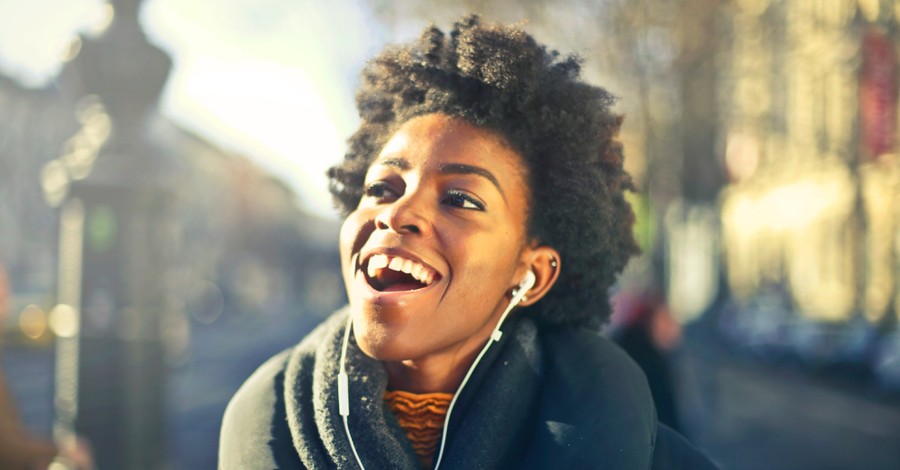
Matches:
[516,245,561,307]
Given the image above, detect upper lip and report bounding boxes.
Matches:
[357,246,444,280]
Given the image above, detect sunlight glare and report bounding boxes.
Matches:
[0,0,106,88]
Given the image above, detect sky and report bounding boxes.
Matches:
[0,0,389,218]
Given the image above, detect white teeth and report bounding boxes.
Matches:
[372,254,389,270]
[365,253,438,286]
[367,254,389,278]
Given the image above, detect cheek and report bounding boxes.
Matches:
[338,211,369,288]
[339,210,369,262]
[448,233,523,297]
[338,216,357,265]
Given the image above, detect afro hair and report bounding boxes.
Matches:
[328,15,638,328]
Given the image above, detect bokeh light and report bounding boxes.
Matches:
[48,304,80,338]
[18,304,49,340]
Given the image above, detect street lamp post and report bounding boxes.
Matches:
[47,1,178,468]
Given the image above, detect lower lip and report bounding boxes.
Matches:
[353,270,439,306]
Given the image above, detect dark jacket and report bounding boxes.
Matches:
[220,309,717,469]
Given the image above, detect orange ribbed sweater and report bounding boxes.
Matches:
[384,390,453,468]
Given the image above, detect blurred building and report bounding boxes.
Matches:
[0,75,81,342]
[1,0,342,467]
[716,0,900,373]
[0,2,342,341]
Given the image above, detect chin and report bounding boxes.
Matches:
[350,305,410,361]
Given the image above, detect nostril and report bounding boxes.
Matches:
[375,203,427,235]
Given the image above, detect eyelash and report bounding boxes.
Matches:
[363,182,485,211]
[364,181,398,200]
[443,189,485,211]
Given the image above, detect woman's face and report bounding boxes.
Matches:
[339,113,534,365]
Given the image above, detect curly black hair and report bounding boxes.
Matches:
[328,15,638,328]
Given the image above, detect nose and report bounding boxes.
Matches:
[374,192,432,237]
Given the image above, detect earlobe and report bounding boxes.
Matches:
[517,246,561,307]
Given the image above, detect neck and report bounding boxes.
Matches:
[383,347,478,393]
[381,298,520,394]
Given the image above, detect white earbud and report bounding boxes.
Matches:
[521,270,536,291]
[512,270,536,301]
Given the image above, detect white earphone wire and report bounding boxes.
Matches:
[338,271,535,470]
[431,270,534,469]
[339,315,366,470]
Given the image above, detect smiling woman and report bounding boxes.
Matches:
[341,114,543,380]
[220,15,716,470]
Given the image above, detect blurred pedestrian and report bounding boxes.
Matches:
[610,288,685,434]
[0,261,57,469]
[0,261,94,470]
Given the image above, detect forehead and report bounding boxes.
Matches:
[373,114,528,181]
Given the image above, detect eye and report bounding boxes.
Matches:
[364,181,400,202]
[443,189,485,211]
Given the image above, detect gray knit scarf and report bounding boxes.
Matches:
[283,309,543,469]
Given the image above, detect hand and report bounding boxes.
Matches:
[0,429,57,470]
[50,435,94,470]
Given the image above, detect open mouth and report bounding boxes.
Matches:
[363,253,441,292]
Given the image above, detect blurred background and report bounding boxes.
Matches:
[1,0,898,468]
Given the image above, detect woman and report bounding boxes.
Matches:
[220,16,716,469]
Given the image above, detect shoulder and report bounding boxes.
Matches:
[651,423,720,470]
[219,349,295,468]
[532,326,657,467]
[541,325,655,414]
[222,348,292,428]
[219,310,348,468]
[538,327,718,470]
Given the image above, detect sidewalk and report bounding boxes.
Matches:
[677,336,900,470]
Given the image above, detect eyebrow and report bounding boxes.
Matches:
[374,158,508,203]
[438,163,507,202]
[379,158,410,170]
